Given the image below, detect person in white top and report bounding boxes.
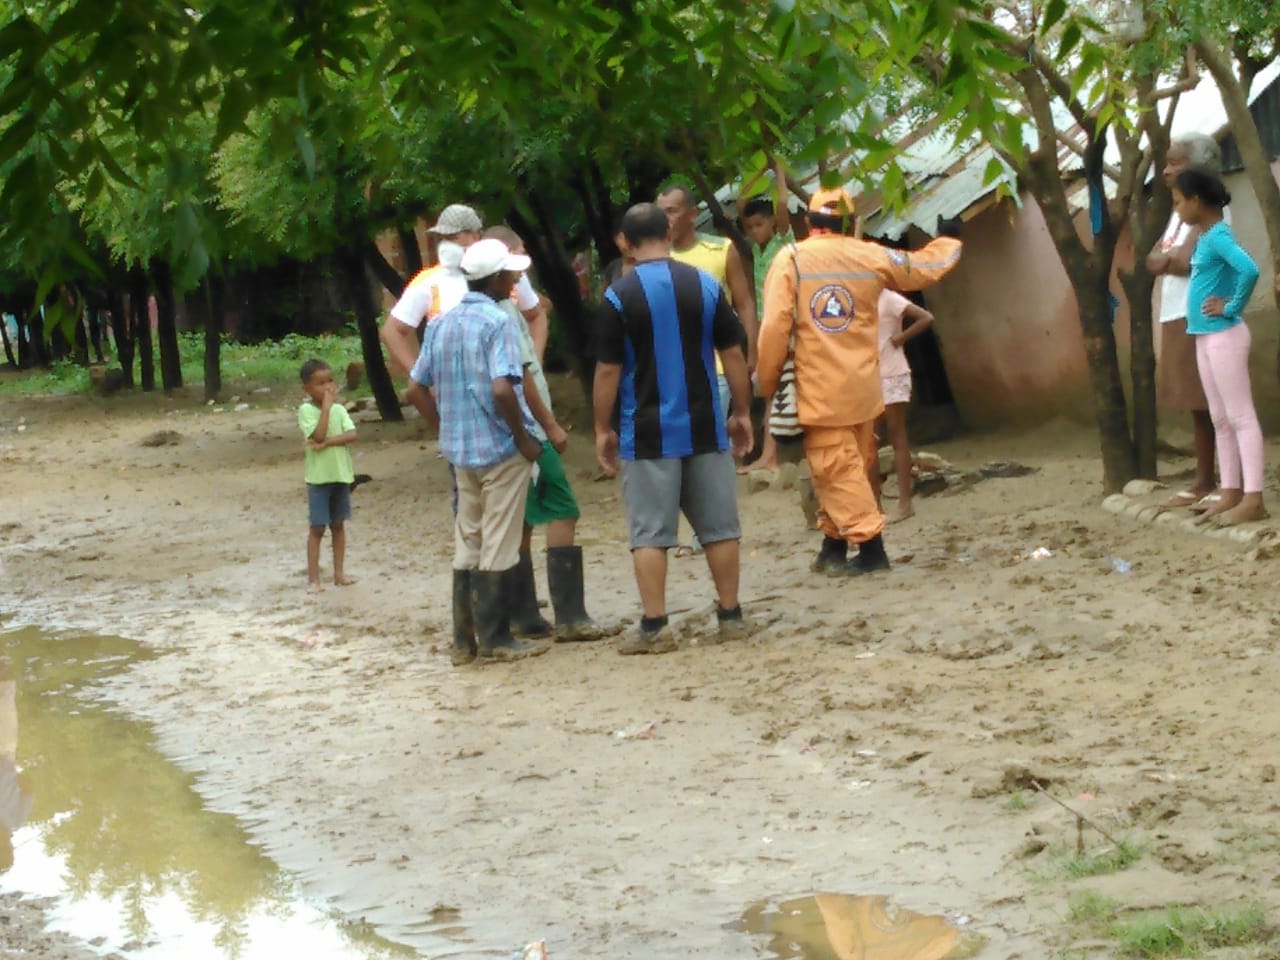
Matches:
[871,289,934,522]
[1145,134,1225,510]
[380,203,549,375]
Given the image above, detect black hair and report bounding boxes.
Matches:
[621,203,671,246]
[807,211,856,235]
[300,358,330,382]
[656,182,695,207]
[467,274,513,296]
[1174,166,1231,208]
[741,197,774,220]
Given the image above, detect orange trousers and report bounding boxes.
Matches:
[804,423,885,545]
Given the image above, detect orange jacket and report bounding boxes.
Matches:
[757,234,962,427]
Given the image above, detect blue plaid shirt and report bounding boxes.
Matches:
[410,292,536,470]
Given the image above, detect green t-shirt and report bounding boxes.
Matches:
[754,228,794,308]
[299,401,356,485]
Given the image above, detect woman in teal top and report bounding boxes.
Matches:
[1174,166,1263,526]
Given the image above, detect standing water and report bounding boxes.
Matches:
[0,624,416,959]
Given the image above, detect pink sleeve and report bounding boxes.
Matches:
[877,289,911,322]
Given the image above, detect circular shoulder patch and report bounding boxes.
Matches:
[808,284,856,334]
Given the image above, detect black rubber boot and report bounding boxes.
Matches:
[474,568,548,661]
[810,536,848,573]
[546,546,608,641]
[450,568,477,666]
[830,534,892,577]
[509,549,554,638]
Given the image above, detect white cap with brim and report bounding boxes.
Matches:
[429,203,483,235]
[460,238,532,280]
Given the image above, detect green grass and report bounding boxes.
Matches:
[1066,892,1271,957]
[1111,904,1268,957]
[1006,791,1028,811]
[178,332,365,390]
[1067,889,1121,924]
[0,332,365,398]
[1061,839,1144,879]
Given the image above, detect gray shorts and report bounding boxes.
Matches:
[307,482,351,527]
[621,451,741,550]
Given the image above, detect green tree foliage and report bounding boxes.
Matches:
[2,0,1268,490]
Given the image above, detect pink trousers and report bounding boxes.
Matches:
[1196,322,1264,493]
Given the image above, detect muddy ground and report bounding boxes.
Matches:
[2,380,1280,959]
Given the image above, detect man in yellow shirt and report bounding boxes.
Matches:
[757,188,962,577]
[658,183,758,379]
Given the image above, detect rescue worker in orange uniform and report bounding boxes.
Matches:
[756,187,962,576]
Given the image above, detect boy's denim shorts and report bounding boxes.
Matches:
[308,482,352,527]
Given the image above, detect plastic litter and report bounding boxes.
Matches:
[1109,556,1132,574]
[1028,547,1053,560]
[513,942,547,960]
[613,720,656,740]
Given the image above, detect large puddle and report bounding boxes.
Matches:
[735,894,983,960]
[0,624,415,959]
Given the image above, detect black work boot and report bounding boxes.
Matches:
[474,568,549,661]
[509,549,554,638]
[546,546,609,641]
[451,568,478,666]
[810,536,848,573]
[830,534,892,577]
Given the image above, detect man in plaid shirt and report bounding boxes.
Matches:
[407,238,548,666]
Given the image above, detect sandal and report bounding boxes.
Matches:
[1159,490,1201,509]
[1189,493,1222,514]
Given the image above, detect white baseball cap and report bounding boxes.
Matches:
[460,238,532,280]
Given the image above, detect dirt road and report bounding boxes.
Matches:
[1,384,1278,958]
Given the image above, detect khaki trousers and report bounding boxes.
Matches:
[454,455,532,571]
[804,423,885,546]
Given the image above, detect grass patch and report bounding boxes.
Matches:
[179,332,365,389]
[1061,839,1143,879]
[1006,791,1028,811]
[0,332,366,398]
[1111,904,1268,957]
[1067,889,1120,924]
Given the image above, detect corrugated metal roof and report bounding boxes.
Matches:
[862,145,1019,240]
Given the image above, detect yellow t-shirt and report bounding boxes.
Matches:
[672,234,731,373]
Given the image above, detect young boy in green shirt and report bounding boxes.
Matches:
[299,359,358,591]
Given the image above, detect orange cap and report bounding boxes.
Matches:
[808,187,856,217]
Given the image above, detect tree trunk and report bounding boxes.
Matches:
[130,268,155,392]
[87,305,105,363]
[1120,265,1158,479]
[397,225,423,279]
[363,239,407,298]
[15,307,29,368]
[27,307,47,367]
[203,273,223,401]
[109,274,135,387]
[1074,251,1138,492]
[341,243,402,422]
[73,302,89,366]
[0,310,14,367]
[152,260,183,390]
[509,202,593,392]
[1195,39,1280,370]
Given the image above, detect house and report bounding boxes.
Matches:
[716,66,1280,434]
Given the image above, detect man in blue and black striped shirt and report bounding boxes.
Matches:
[593,203,754,656]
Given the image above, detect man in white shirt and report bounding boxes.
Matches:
[380,203,549,374]
[1146,134,1225,510]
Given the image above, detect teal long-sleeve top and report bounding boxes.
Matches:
[1186,220,1259,334]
